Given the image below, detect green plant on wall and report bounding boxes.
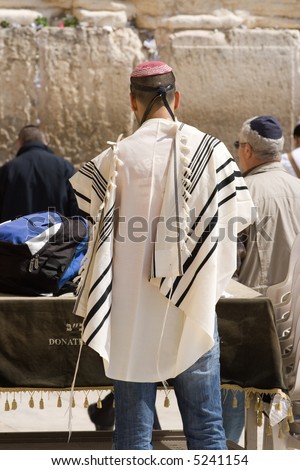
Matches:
[63,16,79,27]
[34,16,49,27]
[0,20,10,28]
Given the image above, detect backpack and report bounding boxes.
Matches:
[0,211,89,296]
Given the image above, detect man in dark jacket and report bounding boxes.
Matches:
[0,124,79,222]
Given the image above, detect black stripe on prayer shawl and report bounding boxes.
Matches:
[88,258,113,297]
[164,211,219,299]
[78,161,95,180]
[217,172,235,191]
[188,136,220,194]
[233,168,243,178]
[79,161,107,201]
[218,191,237,207]
[98,205,115,248]
[189,187,218,235]
[83,280,112,331]
[85,305,112,345]
[72,188,91,204]
[174,241,219,308]
[217,168,249,194]
[92,173,107,202]
[216,157,234,173]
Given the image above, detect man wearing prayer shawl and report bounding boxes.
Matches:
[70,61,254,450]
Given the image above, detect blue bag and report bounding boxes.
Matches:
[0,211,89,296]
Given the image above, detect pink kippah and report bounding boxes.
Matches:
[131,61,172,78]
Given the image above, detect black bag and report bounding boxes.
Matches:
[0,211,89,296]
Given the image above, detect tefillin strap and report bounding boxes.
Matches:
[132,83,176,125]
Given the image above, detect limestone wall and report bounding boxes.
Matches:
[0,1,299,164]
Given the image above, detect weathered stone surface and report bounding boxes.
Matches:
[0,1,300,165]
[74,9,128,27]
[135,11,244,30]
[0,1,71,8]
[155,28,300,154]
[135,9,300,31]
[74,1,133,12]
[0,27,144,164]
[131,0,300,19]
[0,9,62,25]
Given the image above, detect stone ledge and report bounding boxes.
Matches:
[135,11,300,31]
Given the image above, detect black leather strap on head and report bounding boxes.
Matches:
[131,83,176,125]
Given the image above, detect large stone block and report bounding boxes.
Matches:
[0,1,72,8]
[73,1,133,12]
[155,28,300,154]
[132,0,300,19]
[0,9,63,24]
[74,9,128,27]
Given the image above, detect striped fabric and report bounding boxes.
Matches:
[70,121,254,381]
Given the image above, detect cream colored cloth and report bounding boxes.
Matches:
[70,119,254,382]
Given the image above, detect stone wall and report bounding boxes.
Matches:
[0,1,299,164]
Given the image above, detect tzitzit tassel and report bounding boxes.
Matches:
[72,396,76,408]
[266,421,272,436]
[4,399,10,411]
[278,423,283,439]
[11,398,17,410]
[39,398,44,410]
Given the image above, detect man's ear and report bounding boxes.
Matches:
[174,90,180,111]
[244,143,253,160]
[130,93,138,112]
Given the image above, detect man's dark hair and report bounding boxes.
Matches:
[130,72,176,107]
[18,125,45,145]
[130,72,176,125]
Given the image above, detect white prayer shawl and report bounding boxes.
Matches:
[70,119,254,382]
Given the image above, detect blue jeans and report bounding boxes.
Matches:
[112,319,227,450]
[221,389,245,444]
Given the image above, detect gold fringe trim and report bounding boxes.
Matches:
[0,388,117,412]
[0,386,113,393]
[221,384,289,399]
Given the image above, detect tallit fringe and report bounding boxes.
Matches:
[179,130,193,258]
